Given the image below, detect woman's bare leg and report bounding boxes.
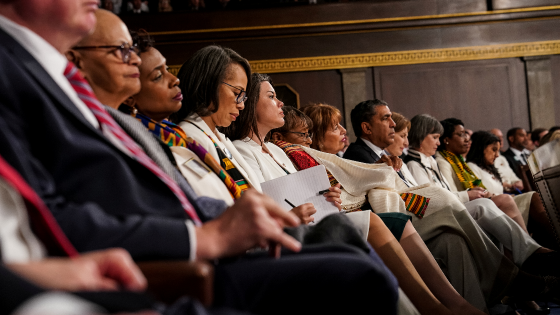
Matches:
[491,194,529,233]
[398,220,487,315]
[367,213,483,315]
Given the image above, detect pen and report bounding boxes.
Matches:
[318,189,330,195]
[284,199,296,208]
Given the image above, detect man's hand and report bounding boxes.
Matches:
[290,203,317,225]
[195,189,302,260]
[6,248,146,292]
[323,183,342,211]
[375,155,402,171]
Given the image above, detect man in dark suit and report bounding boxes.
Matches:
[502,127,530,179]
[343,99,405,178]
[0,2,397,314]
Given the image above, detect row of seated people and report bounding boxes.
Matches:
[0,4,559,315]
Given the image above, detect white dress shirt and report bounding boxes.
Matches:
[361,138,386,158]
[0,178,46,263]
[510,147,528,165]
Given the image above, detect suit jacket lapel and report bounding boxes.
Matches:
[0,30,99,136]
[356,138,381,162]
[0,29,136,158]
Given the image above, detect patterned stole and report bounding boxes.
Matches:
[273,141,430,218]
[119,107,247,199]
[273,140,339,186]
[439,150,485,190]
[121,106,188,147]
[184,122,250,196]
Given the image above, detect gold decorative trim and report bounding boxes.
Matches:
[150,5,560,36]
[251,40,560,73]
[168,40,560,74]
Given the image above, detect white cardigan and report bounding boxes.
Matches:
[232,138,298,183]
[179,114,262,192]
[406,150,469,204]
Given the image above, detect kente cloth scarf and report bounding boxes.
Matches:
[274,141,430,218]
[439,150,486,190]
[120,106,246,199]
[185,122,250,195]
[120,106,188,147]
[272,140,339,186]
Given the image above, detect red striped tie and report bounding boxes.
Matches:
[64,62,202,226]
[0,155,78,257]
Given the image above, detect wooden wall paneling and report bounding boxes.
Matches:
[492,0,560,10]
[267,69,344,116]
[523,56,556,130]
[548,54,560,127]
[122,0,486,33]
[372,58,530,135]
[154,16,560,67]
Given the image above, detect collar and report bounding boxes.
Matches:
[510,147,523,158]
[408,149,438,169]
[361,138,386,157]
[186,114,228,144]
[0,14,99,128]
[0,14,67,85]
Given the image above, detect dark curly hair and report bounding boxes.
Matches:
[130,29,154,54]
[466,131,502,183]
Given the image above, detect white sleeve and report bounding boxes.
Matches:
[406,161,432,186]
[233,141,266,183]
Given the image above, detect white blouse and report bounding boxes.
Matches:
[407,150,469,204]
[179,114,262,191]
[466,162,504,196]
[233,138,298,183]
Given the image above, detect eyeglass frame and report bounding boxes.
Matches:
[72,43,140,64]
[286,131,313,139]
[221,81,247,104]
[452,131,469,139]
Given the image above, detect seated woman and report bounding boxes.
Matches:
[297,103,560,312]
[229,75,494,314]
[435,118,553,246]
[405,115,540,249]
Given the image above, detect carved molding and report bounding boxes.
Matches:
[168,40,560,75]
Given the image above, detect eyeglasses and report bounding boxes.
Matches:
[453,132,469,138]
[287,131,313,139]
[221,81,247,104]
[73,43,140,63]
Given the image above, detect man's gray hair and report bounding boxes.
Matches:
[408,114,444,150]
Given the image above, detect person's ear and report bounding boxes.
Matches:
[271,132,285,142]
[361,121,372,135]
[123,97,136,108]
[66,50,88,78]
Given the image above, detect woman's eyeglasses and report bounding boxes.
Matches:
[221,81,247,104]
[73,43,140,63]
[287,131,313,139]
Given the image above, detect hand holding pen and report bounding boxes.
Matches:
[285,199,317,225]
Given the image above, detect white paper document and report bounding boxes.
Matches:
[261,165,339,223]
